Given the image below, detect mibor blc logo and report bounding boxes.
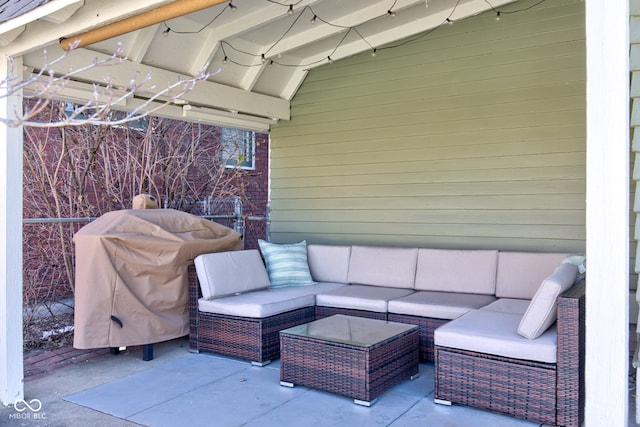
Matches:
[9,398,47,420]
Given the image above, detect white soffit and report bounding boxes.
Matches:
[2,0,518,129]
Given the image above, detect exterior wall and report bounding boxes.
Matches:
[269,0,586,253]
[631,0,640,324]
[239,131,269,250]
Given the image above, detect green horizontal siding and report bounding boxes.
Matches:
[631,2,640,297]
[270,0,586,252]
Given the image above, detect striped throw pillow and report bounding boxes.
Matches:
[258,240,316,288]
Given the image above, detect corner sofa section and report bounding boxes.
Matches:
[187,243,585,427]
[188,249,344,366]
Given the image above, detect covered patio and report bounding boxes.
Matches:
[0,0,631,425]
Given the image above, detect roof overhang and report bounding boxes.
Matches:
[0,0,518,130]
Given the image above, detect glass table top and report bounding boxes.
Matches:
[280,314,417,348]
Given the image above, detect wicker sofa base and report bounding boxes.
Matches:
[434,282,585,427]
[189,261,317,364]
[435,346,557,425]
[191,307,315,364]
[388,313,447,362]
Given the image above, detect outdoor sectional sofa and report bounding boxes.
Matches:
[187,242,585,427]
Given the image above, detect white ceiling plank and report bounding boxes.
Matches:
[239,0,424,63]
[0,0,84,36]
[447,0,519,21]
[172,0,325,77]
[216,36,265,89]
[238,60,267,91]
[294,0,519,71]
[213,0,324,41]
[127,25,160,63]
[188,28,222,76]
[22,46,290,120]
[212,0,324,91]
[40,0,85,24]
[0,0,174,56]
[0,26,25,47]
[280,67,309,100]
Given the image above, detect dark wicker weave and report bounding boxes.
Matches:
[280,319,419,404]
[434,280,585,427]
[315,305,387,321]
[387,313,447,362]
[188,265,315,364]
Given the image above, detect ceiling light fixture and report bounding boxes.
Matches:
[228,1,237,12]
[287,5,294,15]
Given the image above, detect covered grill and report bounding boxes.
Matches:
[73,208,242,350]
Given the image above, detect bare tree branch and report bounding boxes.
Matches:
[1,42,212,128]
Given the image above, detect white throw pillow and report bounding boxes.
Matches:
[518,262,578,339]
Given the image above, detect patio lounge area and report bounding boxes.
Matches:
[0,0,633,425]
[5,335,636,427]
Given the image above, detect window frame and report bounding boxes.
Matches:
[221,128,256,170]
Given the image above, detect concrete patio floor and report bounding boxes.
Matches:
[1,335,637,427]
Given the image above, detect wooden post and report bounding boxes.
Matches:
[585,0,630,425]
[0,55,24,406]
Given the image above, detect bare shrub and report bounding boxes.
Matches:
[22,100,252,350]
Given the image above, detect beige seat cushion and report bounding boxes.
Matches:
[347,246,418,288]
[198,282,345,318]
[388,291,496,320]
[194,249,270,299]
[518,262,578,339]
[434,309,558,363]
[414,249,498,294]
[480,298,531,315]
[315,285,414,313]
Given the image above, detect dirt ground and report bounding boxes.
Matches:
[23,311,74,353]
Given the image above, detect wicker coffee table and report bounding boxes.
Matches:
[279,314,419,406]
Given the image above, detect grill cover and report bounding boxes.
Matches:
[73,208,242,349]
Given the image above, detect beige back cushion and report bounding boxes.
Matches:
[194,249,270,299]
[307,244,351,284]
[518,262,579,339]
[414,249,498,294]
[347,245,418,288]
[495,251,568,299]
